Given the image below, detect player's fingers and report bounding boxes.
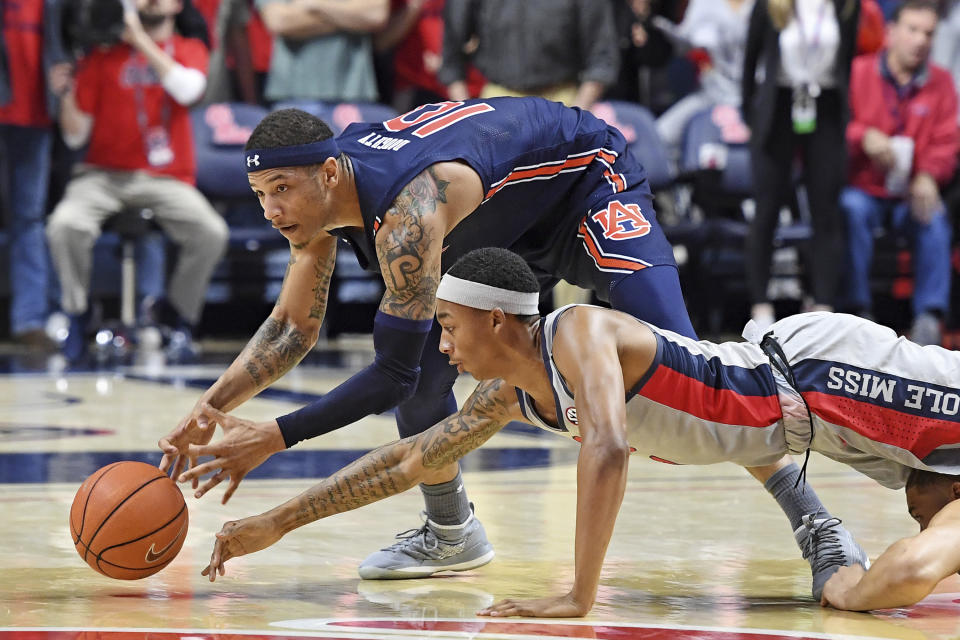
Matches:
[171,454,187,481]
[158,452,174,474]
[208,537,227,581]
[478,599,516,617]
[158,436,178,456]
[194,470,227,499]
[178,455,220,482]
[222,474,244,505]
[182,443,217,465]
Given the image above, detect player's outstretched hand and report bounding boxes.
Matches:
[820,564,867,610]
[176,404,287,504]
[159,403,221,486]
[478,592,590,618]
[202,513,284,581]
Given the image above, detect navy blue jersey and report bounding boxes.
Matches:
[331,97,673,284]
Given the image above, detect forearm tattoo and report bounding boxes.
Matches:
[309,250,337,320]
[293,442,415,527]
[242,317,310,387]
[376,166,449,320]
[418,378,513,468]
[289,379,513,528]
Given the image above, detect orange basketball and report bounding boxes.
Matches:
[70,461,188,580]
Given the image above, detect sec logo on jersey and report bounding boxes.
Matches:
[565,406,579,424]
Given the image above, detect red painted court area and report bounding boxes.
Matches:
[0,625,883,640]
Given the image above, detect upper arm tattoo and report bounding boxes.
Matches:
[416,378,513,469]
[242,317,310,387]
[375,166,449,320]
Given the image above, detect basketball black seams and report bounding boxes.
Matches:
[82,472,167,563]
[74,461,124,554]
[94,501,187,571]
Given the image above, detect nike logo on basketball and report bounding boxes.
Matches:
[144,521,187,563]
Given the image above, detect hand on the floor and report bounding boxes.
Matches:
[821,564,867,610]
[202,513,284,581]
[159,403,220,486]
[478,592,590,618]
[176,404,286,504]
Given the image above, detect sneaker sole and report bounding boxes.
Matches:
[357,548,495,580]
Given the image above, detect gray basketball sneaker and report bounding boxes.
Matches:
[794,513,871,600]
[358,505,495,579]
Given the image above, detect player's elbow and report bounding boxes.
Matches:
[585,435,631,469]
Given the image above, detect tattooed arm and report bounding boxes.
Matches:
[375,162,482,319]
[200,378,523,579]
[158,234,338,490]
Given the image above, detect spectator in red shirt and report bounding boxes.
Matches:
[47,0,229,361]
[0,0,70,350]
[841,0,959,346]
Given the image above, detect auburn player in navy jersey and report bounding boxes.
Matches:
[196,248,960,616]
[158,98,859,583]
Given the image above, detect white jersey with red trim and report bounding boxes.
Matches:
[517,307,960,489]
[516,305,790,468]
[763,312,960,489]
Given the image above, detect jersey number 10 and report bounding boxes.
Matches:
[383,101,496,139]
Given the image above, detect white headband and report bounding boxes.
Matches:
[436,274,539,315]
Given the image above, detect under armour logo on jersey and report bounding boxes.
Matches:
[246,154,260,167]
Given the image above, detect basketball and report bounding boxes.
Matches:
[70,461,189,580]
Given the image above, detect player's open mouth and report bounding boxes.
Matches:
[276,224,299,234]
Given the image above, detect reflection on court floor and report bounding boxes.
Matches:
[1,348,958,640]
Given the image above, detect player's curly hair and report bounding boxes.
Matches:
[906,468,960,490]
[446,248,541,322]
[245,108,335,150]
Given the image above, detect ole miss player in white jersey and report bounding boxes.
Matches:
[195,248,960,616]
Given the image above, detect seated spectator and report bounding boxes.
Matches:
[841,0,959,345]
[256,0,387,104]
[47,0,229,361]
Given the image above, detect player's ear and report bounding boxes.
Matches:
[489,308,506,332]
[319,156,339,185]
[951,481,960,500]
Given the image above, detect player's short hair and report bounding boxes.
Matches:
[905,468,960,490]
[245,109,335,151]
[892,0,940,22]
[446,248,540,322]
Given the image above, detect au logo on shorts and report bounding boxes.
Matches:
[592,201,651,240]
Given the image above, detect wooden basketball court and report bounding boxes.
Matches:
[1,342,958,640]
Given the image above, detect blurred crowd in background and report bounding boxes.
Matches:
[1,0,959,362]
